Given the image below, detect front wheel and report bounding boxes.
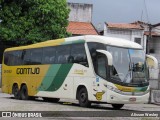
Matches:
[78,87,91,107]
[111,104,124,110]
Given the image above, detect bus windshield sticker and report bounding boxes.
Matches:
[129,49,134,54]
[96,77,99,82]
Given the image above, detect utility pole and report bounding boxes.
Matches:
[147,24,152,54]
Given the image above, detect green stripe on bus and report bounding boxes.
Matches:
[38,64,73,91]
[38,64,61,91]
[135,86,148,92]
[61,39,85,45]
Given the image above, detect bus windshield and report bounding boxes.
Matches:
[107,46,148,85]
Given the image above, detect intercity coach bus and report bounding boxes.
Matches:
[1,35,158,109]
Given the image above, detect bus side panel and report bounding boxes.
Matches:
[35,64,74,98]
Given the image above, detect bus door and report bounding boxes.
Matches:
[94,53,107,91]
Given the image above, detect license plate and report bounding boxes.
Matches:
[129,97,136,102]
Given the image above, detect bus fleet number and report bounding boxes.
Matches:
[4,70,12,73]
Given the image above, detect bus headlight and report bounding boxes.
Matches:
[104,84,121,93]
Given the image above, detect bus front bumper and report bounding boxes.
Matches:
[106,89,150,104]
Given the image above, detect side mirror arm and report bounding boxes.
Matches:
[96,50,113,66]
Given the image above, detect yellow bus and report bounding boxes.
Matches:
[2,35,158,109]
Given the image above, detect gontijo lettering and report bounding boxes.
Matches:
[16,67,40,74]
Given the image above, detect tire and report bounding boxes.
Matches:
[12,84,20,99]
[78,87,91,107]
[111,104,124,110]
[20,85,29,100]
[43,97,60,103]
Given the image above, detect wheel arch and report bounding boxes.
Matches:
[12,83,19,93]
[76,84,88,100]
[20,83,27,90]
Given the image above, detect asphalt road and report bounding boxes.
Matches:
[0,89,160,120]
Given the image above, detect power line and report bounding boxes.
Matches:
[144,0,150,24]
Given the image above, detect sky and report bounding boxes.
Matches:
[67,0,160,29]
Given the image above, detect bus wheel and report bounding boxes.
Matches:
[20,85,29,100]
[111,104,124,110]
[12,84,20,99]
[78,87,91,107]
[43,97,60,103]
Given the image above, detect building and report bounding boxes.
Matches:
[68,2,92,23]
[103,22,145,51]
[67,2,98,36]
[133,21,160,62]
[148,23,160,62]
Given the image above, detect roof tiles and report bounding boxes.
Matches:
[106,23,143,30]
[67,21,98,35]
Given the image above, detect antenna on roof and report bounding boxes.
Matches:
[141,10,143,22]
[144,0,150,24]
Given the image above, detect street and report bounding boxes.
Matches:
[0,89,160,120]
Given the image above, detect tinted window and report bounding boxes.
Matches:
[71,44,88,67]
[22,50,31,65]
[4,51,23,66]
[4,52,9,65]
[87,42,105,70]
[56,45,71,64]
[97,55,107,79]
[30,48,42,64]
[42,47,56,64]
[23,48,42,65]
[87,42,105,57]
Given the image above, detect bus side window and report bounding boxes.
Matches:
[23,50,31,65]
[42,47,56,64]
[96,54,107,79]
[55,45,71,64]
[4,52,9,65]
[13,51,23,65]
[4,51,23,66]
[87,42,105,57]
[30,48,43,65]
[71,43,88,67]
[87,42,105,70]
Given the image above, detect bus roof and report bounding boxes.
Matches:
[5,35,142,52]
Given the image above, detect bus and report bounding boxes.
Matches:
[2,35,157,109]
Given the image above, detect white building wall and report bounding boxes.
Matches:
[68,3,92,22]
[152,37,160,63]
[104,26,145,51]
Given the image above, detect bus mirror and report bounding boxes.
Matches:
[96,50,113,66]
[146,55,159,79]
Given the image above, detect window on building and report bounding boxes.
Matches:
[134,38,141,45]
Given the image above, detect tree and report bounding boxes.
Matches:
[0,0,70,45]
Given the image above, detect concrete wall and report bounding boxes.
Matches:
[104,25,145,50]
[151,37,160,63]
[151,90,160,103]
[68,2,92,22]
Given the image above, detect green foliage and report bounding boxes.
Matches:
[0,0,70,45]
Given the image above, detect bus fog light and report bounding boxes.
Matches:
[110,95,114,99]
